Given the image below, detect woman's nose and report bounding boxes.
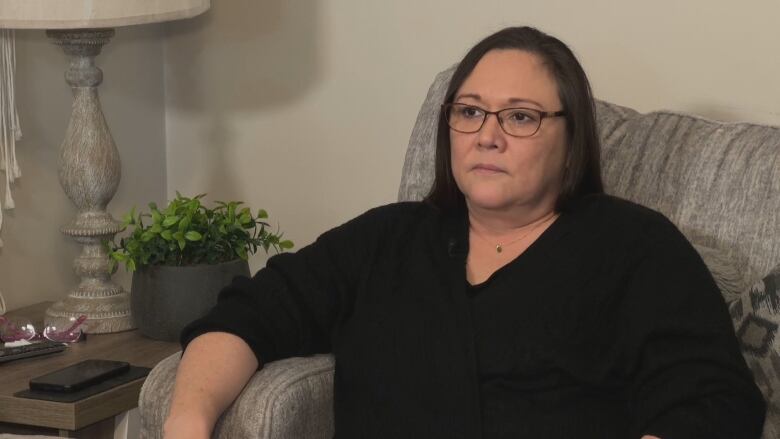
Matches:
[477,113,507,151]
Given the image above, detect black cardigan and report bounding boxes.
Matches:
[182,194,765,438]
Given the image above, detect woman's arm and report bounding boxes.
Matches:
[161,204,414,437]
[163,332,259,438]
[621,217,765,438]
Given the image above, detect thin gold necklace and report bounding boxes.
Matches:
[473,212,558,253]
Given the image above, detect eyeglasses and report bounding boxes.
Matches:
[442,103,566,138]
[0,314,87,343]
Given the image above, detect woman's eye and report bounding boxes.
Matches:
[459,106,483,119]
[506,110,536,124]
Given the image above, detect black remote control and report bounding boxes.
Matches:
[0,340,68,364]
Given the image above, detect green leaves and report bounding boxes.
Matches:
[105,193,293,272]
[162,216,180,227]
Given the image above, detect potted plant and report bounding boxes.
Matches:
[108,193,293,341]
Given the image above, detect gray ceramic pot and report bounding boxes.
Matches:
[131,259,251,341]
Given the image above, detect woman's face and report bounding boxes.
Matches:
[450,49,568,214]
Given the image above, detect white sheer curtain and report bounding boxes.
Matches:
[0,29,21,248]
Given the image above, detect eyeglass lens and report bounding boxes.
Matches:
[446,104,543,137]
[0,315,87,343]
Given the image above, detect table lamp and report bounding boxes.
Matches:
[0,0,210,333]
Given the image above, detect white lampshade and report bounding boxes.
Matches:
[0,0,210,29]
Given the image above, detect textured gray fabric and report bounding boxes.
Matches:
[597,106,780,284]
[397,66,455,202]
[139,353,335,439]
[730,264,780,439]
[693,242,749,304]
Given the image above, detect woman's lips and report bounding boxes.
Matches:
[472,163,505,173]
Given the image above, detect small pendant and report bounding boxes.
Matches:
[496,244,503,253]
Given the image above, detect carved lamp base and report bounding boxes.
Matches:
[43,28,134,333]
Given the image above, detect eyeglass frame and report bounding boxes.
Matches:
[441,102,566,138]
[0,314,87,343]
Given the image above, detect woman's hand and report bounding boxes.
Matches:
[641,436,662,439]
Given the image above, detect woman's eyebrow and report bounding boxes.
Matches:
[506,97,543,108]
[454,93,543,108]
[454,93,483,102]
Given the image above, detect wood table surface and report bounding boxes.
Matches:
[0,302,181,432]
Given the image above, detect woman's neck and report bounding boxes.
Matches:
[467,201,558,240]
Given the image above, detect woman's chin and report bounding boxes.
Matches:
[464,194,515,211]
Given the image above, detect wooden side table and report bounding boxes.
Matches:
[0,302,181,438]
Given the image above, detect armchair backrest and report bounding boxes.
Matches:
[399,66,780,283]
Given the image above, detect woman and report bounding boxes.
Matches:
[164,27,765,438]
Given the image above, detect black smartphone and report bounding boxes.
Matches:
[29,359,130,392]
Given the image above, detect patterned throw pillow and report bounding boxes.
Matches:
[730,265,780,439]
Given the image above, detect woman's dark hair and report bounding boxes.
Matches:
[424,26,603,212]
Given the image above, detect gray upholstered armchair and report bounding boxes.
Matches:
[139,66,780,438]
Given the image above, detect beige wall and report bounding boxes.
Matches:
[163,0,780,273]
[3,1,780,311]
[0,26,168,311]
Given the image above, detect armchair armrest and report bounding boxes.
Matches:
[139,352,335,439]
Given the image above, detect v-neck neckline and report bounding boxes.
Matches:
[465,209,572,288]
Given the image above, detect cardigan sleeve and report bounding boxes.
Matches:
[179,204,399,365]
[619,217,766,439]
